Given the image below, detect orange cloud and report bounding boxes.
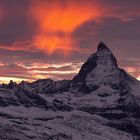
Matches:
[30,1,102,32]
[29,0,103,55]
[34,33,72,55]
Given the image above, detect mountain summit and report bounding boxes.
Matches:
[96,41,118,67]
[97,41,110,51]
[71,42,138,93]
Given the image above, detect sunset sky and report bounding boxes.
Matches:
[0,0,140,83]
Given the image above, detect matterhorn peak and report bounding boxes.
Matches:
[97,41,110,51]
[95,42,118,69]
[71,42,131,92]
[87,42,117,68]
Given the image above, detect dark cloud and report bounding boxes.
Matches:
[0,0,37,46]
[31,65,76,72]
[0,63,32,80]
[0,18,36,46]
[39,72,76,80]
[73,17,140,44]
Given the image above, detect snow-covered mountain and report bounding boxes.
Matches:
[0,42,140,140]
[71,42,140,94]
[1,79,70,94]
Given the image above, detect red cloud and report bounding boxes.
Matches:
[29,0,104,55]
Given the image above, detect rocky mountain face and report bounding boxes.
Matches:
[1,79,70,94]
[71,42,137,93]
[0,42,140,140]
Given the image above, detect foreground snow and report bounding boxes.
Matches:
[0,106,135,140]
